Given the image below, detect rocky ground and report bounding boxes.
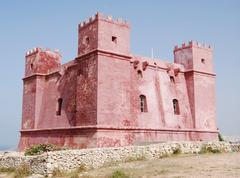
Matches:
[1,152,240,178]
[79,152,240,178]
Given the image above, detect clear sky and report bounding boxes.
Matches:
[0,0,239,147]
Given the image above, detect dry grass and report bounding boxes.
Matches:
[50,165,87,178]
[78,152,240,178]
[1,152,240,178]
[14,164,31,178]
[110,170,129,178]
[199,145,222,154]
[0,167,15,173]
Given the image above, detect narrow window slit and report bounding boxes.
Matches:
[85,37,90,45]
[140,95,148,112]
[170,76,175,83]
[173,99,180,115]
[56,98,63,116]
[137,70,143,78]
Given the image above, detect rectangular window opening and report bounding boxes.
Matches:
[56,98,63,116]
[112,36,117,44]
[170,76,175,83]
[140,95,148,112]
[85,36,90,45]
[173,99,180,115]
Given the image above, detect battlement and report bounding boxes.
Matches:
[78,12,130,29]
[25,47,40,57]
[174,41,213,52]
[26,47,61,57]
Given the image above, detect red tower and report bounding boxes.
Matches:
[174,41,217,131]
[18,13,218,151]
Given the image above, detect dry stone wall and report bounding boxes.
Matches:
[0,141,239,176]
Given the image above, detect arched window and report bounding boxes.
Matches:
[173,99,180,115]
[140,95,148,112]
[56,98,63,116]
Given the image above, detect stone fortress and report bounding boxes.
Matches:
[18,12,218,151]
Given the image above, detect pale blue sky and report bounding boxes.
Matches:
[0,0,239,148]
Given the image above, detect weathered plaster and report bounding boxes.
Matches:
[18,13,218,151]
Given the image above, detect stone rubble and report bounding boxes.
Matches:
[0,141,239,176]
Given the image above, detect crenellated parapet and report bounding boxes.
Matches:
[25,47,41,57]
[174,41,213,52]
[78,12,130,29]
[24,47,62,77]
[25,47,61,58]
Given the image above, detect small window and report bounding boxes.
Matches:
[56,98,63,116]
[112,36,117,44]
[170,76,175,83]
[140,95,148,112]
[137,70,143,78]
[30,63,33,70]
[173,99,180,115]
[201,58,205,64]
[85,37,90,45]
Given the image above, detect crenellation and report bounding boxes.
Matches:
[117,18,123,22]
[25,47,40,57]
[174,40,213,52]
[182,43,186,48]
[95,11,104,19]
[26,47,62,57]
[89,15,94,22]
[79,12,130,30]
[107,15,112,20]
[174,45,178,51]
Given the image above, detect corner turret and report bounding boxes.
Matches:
[78,12,130,56]
[173,40,217,131]
[174,41,214,74]
[25,48,61,77]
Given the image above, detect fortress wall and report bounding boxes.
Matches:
[97,55,131,126]
[129,56,192,129]
[34,63,78,129]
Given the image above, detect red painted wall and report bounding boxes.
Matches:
[18,13,218,151]
[76,54,98,126]
[97,54,131,127]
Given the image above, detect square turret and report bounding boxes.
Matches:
[174,41,216,130]
[174,41,214,74]
[78,13,130,56]
[25,48,61,77]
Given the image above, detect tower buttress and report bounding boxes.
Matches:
[174,41,217,131]
[24,48,61,77]
[22,48,61,130]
